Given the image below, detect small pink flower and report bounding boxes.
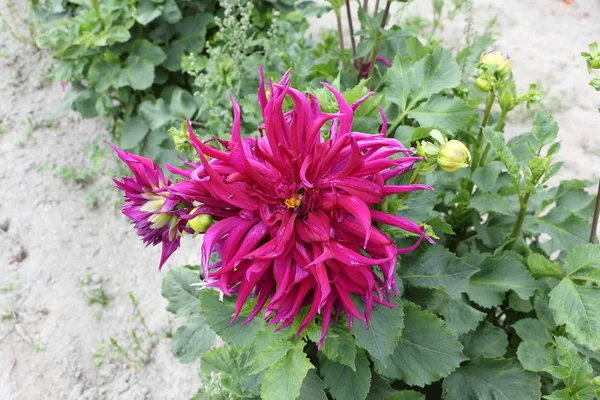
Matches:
[110,143,190,269]
[360,56,393,77]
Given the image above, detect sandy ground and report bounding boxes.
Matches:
[1,0,599,399]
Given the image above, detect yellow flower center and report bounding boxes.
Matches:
[284,195,302,209]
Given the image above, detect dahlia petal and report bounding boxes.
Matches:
[371,209,434,244]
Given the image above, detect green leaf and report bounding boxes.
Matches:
[162,0,182,23]
[373,303,466,387]
[471,191,514,216]
[366,372,397,400]
[169,87,198,119]
[509,292,533,312]
[386,391,425,400]
[262,341,313,400]
[321,327,357,370]
[409,47,461,104]
[120,116,149,150]
[460,321,508,359]
[530,109,559,147]
[472,162,504,192]
[171,316,216,363]
[352,300,404,363]
[551,336,593,388]
[321,349,372,400]
[135,0,163,25]
[407,95,476,131]
[161,267,201,317]
[466,256,536,308]
[443,358,541,400]
[125,55,155,90]
[482,126,521,181]
[129,39,167,66]
[298,370,327,400]
[139,99,174,130]
[513,318,553,343]
[517,340,554,372]
[250,338,294,375]
[549,279,600,351]
[526,253,564,279]
[199,289,263,347]
[87,60,127,92]
[532,209,590,254]
[386,55,413,111]
[399,246,479,296]
[201,345,262,398]
[563,244,600,277]
[425,291,485,335]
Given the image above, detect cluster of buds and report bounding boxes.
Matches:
[476,50,513,92]
[168,121,194,154]
[416,130,471,173]
[582,42,600,73]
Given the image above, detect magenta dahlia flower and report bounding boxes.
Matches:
[145,68,434,346]
[110,144,191,269]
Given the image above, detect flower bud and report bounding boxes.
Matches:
[590,376,600,387]
[499,90,515,111]
[438,140,471,173]
[480,51,512,79]
[188,210,213,234]
[592,57,600,69]
[476,77,492,92]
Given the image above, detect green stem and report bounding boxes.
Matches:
[374,69,389,92]
[400,162,422,201]
[511,193,530,239]
[590,180,600,243]
[366,38,382,89]
[388,111,408,137]
[345,0,356,58]
[471,91,495,171]
[478,108,507,167]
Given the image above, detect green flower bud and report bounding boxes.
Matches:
[438,140,471,173]
[590,376,600,387]
[499,89,515,111]
[188,210,213,234]
[476,77,492,92]
[480,51,512,79]
[592,57,600,69]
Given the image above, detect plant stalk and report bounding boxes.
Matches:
[479,109,507,166]
[471,91,495,171]
[511,193,530,238]
[590,180,600,243]
[363,0,369,14]
[373,0,381,18]
[380,0,392,28]
[345,0,356,58]
[335,11,345,55]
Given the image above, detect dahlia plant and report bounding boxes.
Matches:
[111,4,600,400]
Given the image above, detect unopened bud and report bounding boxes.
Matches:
[476,77,492,92]
[438,140,471,173]
[480,51,512,79]
[499,90,515,111]
[590,376,600,387]
[188,210,213,233]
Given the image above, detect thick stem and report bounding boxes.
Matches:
[471,91,495,171]
[388,111,408,137]
[590,181,600,243]
[366,38,381,89]
[335,11,345,54]
[511,193,530,238]
[363,0,369,14]
[345,0,356,58]
[380,0,392,28]
[373,0,381,18]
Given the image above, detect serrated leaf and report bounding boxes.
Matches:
[408,95,476,131]
[563,244,600,277]
[425,291,485,335]
[321,327,357,370]
[460,321,508,359]
[169,87,198,119]
[471,191,514,216]
[250,338,294,375]
[386,391,425,400]
[509,292,533,312]
[513,318,553,343]
[171,316,216,363]
[373,303,466,387]
[139,99,174,130]
[517,340,554,372]
[365,372,397,400]
[87,60,126,92]
[531,208,590,254]
[526,253,564,279]
[262,341,313,400]
[199,289,263,347]
[466,256,536,308]
[472,162,504,192]
[120,116,149,149]
[298,370,327,400]
[553,336,593,388]
[399,246,479,296]
[201,345,262,398]
[409,47,461,104]
[321,349,372,400]
[443,358,541,400]
[125,55,154,90]
[352,300,404,363]
[161,267,201,316]
[483,126,521,181]
[531,109,559,147]
[549,279,600,351]
[386,55,413,111]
